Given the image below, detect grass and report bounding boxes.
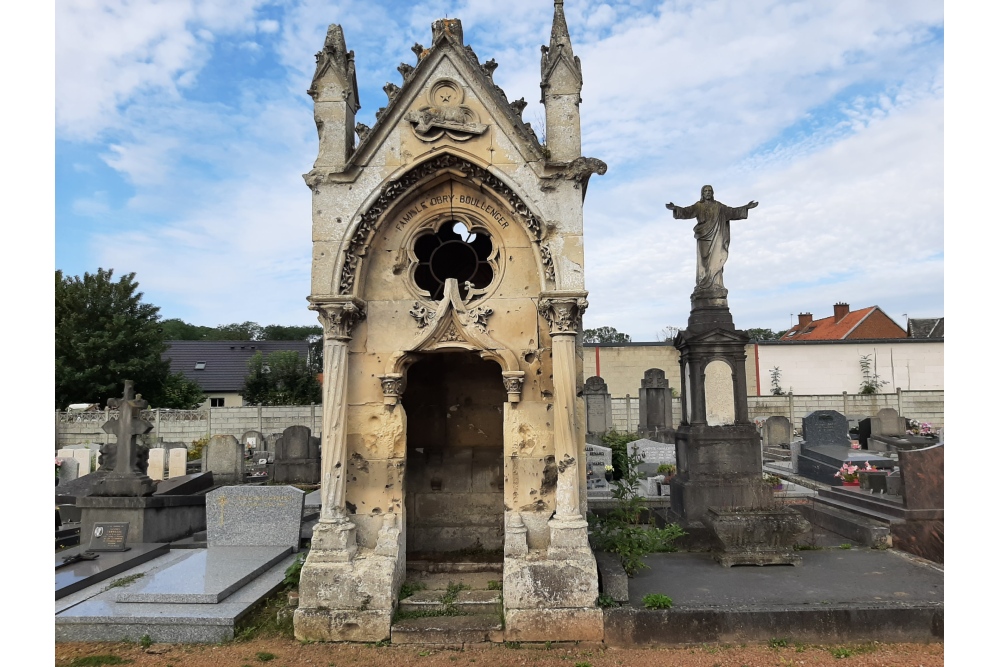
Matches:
[642,593,673,609]
[255,652,276,662]
[440,582,467,605]
[830,642,880,659]
[232,593,294,641]
[768,637,789,649]
[398,581,427,600]
[138,634,152,649]
[596,594,620,608]
[68,658,131,667]
[793,543,823,551]
[102,573,144,591]
[487,580,502,590]
[839,543,853,549]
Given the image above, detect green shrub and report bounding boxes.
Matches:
[589,443,685,576]
[642,593,673,609]
[188,436,209,461]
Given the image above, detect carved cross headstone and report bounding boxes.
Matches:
[94,380,156,496]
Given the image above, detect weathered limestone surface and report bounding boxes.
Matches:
[297,3,604,642]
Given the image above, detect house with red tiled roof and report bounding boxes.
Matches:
[779,303,907,341]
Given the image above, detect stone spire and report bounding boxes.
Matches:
[540,0,582,164]
[308,24,360,172]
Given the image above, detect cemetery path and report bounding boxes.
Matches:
[56,639,943,666]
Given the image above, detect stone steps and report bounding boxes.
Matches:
[398,589,500,614]
[763,447,791,461]
[390,613,503,646]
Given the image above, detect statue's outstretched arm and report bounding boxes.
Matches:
[666,202,697,219]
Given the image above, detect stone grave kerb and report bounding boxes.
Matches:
[94,380,155,496]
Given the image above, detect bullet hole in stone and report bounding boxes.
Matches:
[541,390,553,399]
[336,217,342,222]
[524,352,536,364]
[372,507,382,514]
[335,462,341,468]
[346,501,357,513]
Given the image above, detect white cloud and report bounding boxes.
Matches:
[56,0,943,333]
[55,0,265,140]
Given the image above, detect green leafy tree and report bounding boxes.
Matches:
[159,318,213,340]
[582,326,631,344]
[745,328,785,341]
[241,350,322,406]
[205,321,264,341]
[261,324,322,340]
[158,371,206,409]
[55,268,190,409]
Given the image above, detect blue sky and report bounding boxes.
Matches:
[52,0,944,339]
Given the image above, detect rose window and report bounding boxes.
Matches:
[413,222,493,300]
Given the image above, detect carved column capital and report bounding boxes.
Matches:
[309,297,366,341]
[538,291,588,336]
[502,371,525,404]
[378,373,406,406]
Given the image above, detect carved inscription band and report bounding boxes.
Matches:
[336,153,546,294]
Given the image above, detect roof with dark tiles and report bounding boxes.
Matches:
[907,318,944,338]
[163,340,312,392]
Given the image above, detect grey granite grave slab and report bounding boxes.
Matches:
[115,546,291,603]
[153,471,215,496]
[206,485,304,549]
[55,543,170,600]
[802,410,851,446]
[55,550,299,643]
[628,438,676,476]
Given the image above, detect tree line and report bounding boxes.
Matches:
[55,268,322,410]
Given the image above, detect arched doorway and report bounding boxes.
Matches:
[401,352,505,558]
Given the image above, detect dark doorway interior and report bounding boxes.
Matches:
[402,352,505,556]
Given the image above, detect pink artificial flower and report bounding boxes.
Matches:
[55,457,63,466]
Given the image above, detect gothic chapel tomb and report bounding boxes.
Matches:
[295,2,609,643]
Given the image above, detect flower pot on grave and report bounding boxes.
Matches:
[841,480,860,487]
[703,506,811,567]
[605,471,613,482]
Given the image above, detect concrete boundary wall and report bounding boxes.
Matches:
[59,390,942,447]
[56,405,321,448]
[607,390,943,433]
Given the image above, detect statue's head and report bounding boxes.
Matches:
[701,185,714,201]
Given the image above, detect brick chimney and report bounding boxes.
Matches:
[833,302,850,323]
[797,313,813,327]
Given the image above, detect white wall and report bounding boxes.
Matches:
[754,341,943,395]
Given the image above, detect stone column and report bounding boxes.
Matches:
[538,291,589,557]
[308,297,365,561]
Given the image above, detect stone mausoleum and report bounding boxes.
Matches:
[295,2,608,642]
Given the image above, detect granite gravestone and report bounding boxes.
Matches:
[762,416,792,448]
[272,426,320,484]
[583,376,613,442]
[638,368,673,441]
[206,485,304,550]
[59,457,80,484]
[891,443,944,563]
[801,410,851,446]
[873,408,907,437]
[203,435,244,485]
[585,443,612,492]
[168,447,188,479]
[627,438,676,477]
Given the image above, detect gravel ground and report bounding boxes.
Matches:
[55,639,944,667]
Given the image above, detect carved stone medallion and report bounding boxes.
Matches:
[404,79,487,142]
